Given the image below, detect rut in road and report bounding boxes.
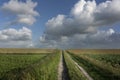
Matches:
[58,51,70,80]
[74,61,93,80]
[66,52,93,80]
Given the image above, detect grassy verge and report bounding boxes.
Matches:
[33,52,61,80]
[68,52,120,80]
[64,51,87,80]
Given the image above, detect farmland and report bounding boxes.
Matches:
[68,49,120,80]
[0,49,60,80]
[0,49,120,80]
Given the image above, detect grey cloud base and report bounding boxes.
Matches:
[39,0,120,49]
[0,27,32,48]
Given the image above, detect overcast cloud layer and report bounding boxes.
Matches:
[39,0,120,49]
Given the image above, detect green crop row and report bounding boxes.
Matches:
[0,51,61,80]
[68,52,120,80]
[1,49,119,80]
[83,53,120,68]
[32,52,61,80]
[0,54,46,78]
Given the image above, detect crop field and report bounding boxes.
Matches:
[0,49,60,80]
[0,49,120,80]
[68,49,120,80]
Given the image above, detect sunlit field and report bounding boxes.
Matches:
[68,49,120,80]
[0,49,60,80]
[0,49,120,80]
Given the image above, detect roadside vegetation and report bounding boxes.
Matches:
[0,49,60,80]
[68,51,120,80]
[64,51,87,80]
[0,49,120,80]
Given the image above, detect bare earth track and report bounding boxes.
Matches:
[74,60,93,80]
[66,51,93,80]
[58,51,70,80]
[58,52,63,80]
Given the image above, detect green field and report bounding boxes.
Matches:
[0,49,60,80]
[0,49,120,80]
[0,54,46,77]
[68,49,120,80]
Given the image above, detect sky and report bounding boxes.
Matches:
[0,0,120,49]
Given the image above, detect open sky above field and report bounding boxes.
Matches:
[0,0,120,49]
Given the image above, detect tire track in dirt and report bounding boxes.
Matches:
[74,61,93,80]
[66,51,93,80]
[58,51,70,80]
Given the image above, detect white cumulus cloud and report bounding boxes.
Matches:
[39,0,120,48]
[2,0,39,26]
[0,27,32,48]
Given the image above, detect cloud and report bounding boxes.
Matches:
[71,0,96,22]
[17,15,36,25]
[46,0,120,37]
[45,0,97,38]
[94,0,120,25]
[0,27,32,48]
[39,0,120,48]
[2,0,39,26]
[39,28,120,49]
[82,29,120,48]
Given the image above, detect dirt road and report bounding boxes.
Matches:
[58,51,70,80]
[66,52,93,80]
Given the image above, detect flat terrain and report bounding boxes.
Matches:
[0,49,120,80]
[68,49,120,80]
[0,49,60,80]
